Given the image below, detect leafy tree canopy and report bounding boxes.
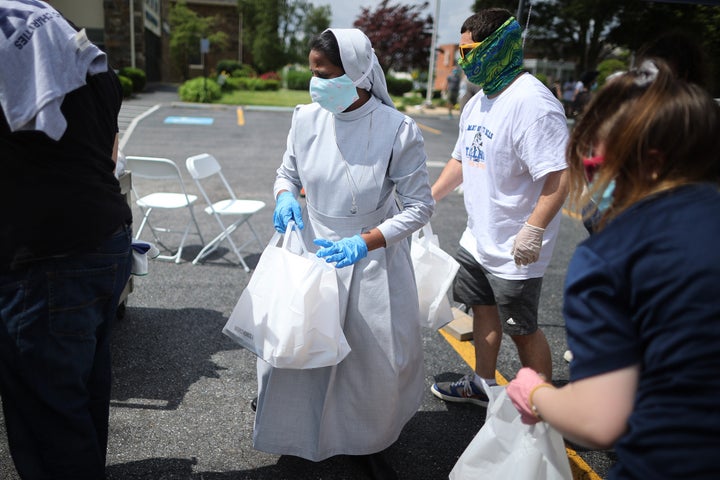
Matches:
[353,0,434,72]
[471,0,720,94]
[238,0,331,71]
[251,0,285,72]
[281,1,332,65]
[169,1,229,79]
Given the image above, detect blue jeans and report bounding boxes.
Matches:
[0,225,132,479]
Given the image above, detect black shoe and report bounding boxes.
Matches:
[359,452,398,480]
[250,396,257,412]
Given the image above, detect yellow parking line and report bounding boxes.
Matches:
[438,329,602,480]
[417,122,441,135]
[236,107,245,126]
[562,207,581,220]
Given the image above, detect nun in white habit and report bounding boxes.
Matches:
[255,28,434,473]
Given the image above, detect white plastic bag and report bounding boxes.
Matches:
[411,223,460,329]
[222,221,351,369]
[450,381,572,480]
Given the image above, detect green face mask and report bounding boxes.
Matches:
[458,17,524,96]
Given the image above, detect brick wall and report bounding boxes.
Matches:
[434,44,459,91]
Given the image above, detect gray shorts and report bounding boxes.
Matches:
[452,247,543,336]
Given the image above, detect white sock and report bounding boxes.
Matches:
[473,373,496,386]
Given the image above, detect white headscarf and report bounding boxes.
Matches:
[327,28,395,108]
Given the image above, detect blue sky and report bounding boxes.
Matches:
[317,0,476,47]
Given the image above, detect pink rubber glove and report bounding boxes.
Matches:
[506,367,553,425]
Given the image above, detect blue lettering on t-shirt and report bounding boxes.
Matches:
[465,145,485,162]
[464,124,493,163]
[0,2,60,50]
[0,1,48,38]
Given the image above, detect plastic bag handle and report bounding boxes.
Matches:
[281,220,309,254]
[412,222,435,241]
[265,220,309,255]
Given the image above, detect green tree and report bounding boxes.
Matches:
[353,0,434,72]
[169,1,229,80]
[471,0,518,14]
[596,58,627,86]
[252,0,285,72]
[237,0,259,66]
[281,1,331,65]
[525,0,628,75]
[470,0,720,95]
[238,0,329,72]
[609,2,720,94]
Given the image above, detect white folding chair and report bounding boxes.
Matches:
[126,156,204,263]
[185,153,266,271]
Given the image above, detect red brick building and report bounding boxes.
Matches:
[434,43,460,92]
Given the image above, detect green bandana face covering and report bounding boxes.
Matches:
[459,17,524,96]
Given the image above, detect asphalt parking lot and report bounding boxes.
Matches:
[0,85,616,479]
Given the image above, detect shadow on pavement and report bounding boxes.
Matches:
[111,306,238,410]
[105,405,484,479]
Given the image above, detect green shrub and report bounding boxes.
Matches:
[286,69,312,90]
[230,64,257,78]
[597,58,628,86]
[119,66,146,92]
[216,59,241,75]
[240,77,263,91]
[178,77,222,103]
[117,74,133,98]
[534,72,548,86]
[385,76,414,96]
[222,76,243,92]
[411,87,442,99]
[227,77,281,91]
[262,79,280,91]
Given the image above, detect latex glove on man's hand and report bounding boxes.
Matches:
[273,191,304,233]
[314,235,368,268]
[511,222,545,266]
[506,367,553,425]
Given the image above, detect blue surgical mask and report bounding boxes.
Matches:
[582,179,616,234]
[310,74,360,113]
[593,179,615,213]
[309,75,359,113]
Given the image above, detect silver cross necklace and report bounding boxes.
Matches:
[332,112,373,215]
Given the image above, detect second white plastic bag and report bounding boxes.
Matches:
[411,223,460,329]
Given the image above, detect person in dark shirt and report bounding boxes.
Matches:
[0,2,132,478]
[507,60,720,479]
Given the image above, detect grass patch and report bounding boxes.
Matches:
[216,88,442,111]
[219,89,311,107]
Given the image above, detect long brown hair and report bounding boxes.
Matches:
[566,60,720,230]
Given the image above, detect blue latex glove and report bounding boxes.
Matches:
[273,191,304,233]
[314,235,368,268]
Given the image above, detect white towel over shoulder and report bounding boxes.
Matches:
[0,0,108,140]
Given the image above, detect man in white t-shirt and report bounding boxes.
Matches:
[430,8,569,406]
